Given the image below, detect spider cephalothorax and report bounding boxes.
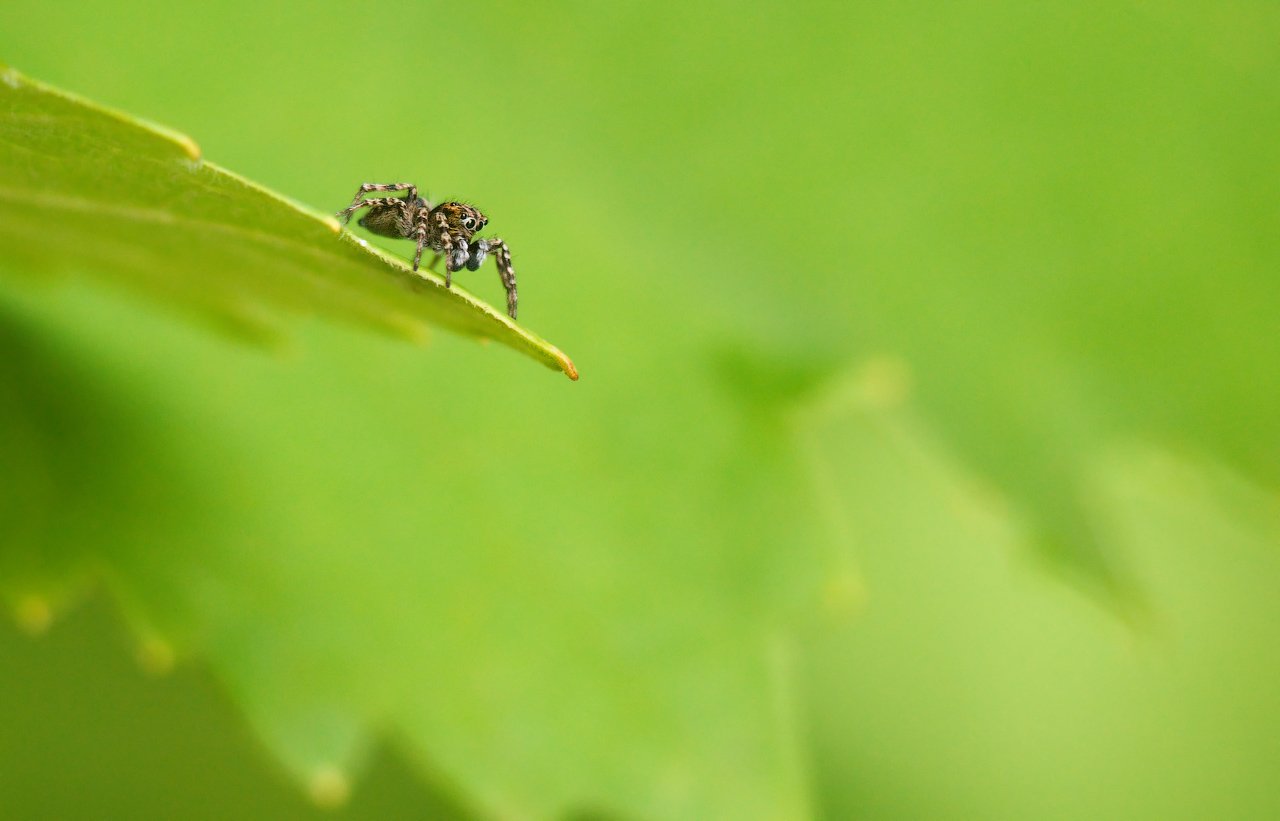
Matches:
[337,183,519,319]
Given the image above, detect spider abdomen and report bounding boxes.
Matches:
[357,205,412,239]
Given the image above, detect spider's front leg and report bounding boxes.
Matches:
[337,182,417,224]
[468,238,518,320]
[434,211,470,288]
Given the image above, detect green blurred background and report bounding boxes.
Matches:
[2,1,1279,818]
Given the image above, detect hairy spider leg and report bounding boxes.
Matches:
[338,196,412,226]
[483,237,518,320]
[343,196,408,216]
[337,182,418,223]
[412,222,429,271]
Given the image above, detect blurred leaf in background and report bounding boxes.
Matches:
[1,0,1278,819]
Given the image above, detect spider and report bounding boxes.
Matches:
[337,182,519,320]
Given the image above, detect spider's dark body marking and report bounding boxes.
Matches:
[356,199,412,238]
[336,183,519,320]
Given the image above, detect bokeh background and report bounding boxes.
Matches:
[2,1,1279,818]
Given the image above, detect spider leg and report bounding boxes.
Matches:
[480,237,518,320]
[337,183,418,223]
[412,223,428,271]
[434,211,470,288]
[443,235,456,288]
[337,196,409,225]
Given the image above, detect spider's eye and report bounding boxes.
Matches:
[461,216,475,230]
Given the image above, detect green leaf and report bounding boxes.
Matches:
[0,65,577,380]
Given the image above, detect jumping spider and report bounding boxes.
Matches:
[337,183,519,319]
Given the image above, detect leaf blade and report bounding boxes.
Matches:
[0,66,577,380]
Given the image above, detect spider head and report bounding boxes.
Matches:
[435,202,489,240]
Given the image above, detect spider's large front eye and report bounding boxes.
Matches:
[461,216,476,230]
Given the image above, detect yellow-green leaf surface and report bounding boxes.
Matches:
[0,65,576,380]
